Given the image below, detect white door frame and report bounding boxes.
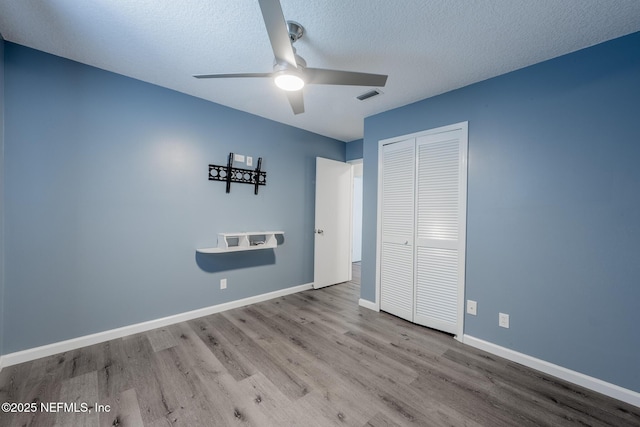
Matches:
[375,121,468,341]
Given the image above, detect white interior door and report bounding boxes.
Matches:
[314,157,353,289]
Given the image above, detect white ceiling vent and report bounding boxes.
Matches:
[356,89,383,101]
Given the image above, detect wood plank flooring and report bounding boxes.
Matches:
[0,263,638,426]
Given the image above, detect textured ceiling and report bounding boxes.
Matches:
[1,0,639,142]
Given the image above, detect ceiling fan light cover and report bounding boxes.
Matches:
[274,72,305,91]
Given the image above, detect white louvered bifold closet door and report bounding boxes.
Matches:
[379,139,415,322]
[414,129,466,334]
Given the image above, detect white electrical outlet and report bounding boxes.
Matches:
[220,278,227,290]
[499,313,510,328]
[466,300,477,315]
[246,156,253,167]
[234,154,245,163]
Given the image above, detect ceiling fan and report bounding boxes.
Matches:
[194,0,388,114]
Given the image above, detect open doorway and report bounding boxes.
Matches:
[349,160,363,263]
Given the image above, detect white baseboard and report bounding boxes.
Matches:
[1,283,313,368]
[358,298,379,311]
[463,335,640,408]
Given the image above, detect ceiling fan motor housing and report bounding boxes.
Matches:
[274,52,307,72]
[287,21,304,43]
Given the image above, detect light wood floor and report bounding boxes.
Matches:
[1,263,638,426]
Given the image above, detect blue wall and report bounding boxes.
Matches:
[0,35,5,356]
[3,43,344,353]
[345,139,363,161]
[362,32,640,392]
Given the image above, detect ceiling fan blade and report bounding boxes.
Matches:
[285,90,304,114]
[258,0,297,67]
[305,68,388,87]
[193,72,273,79]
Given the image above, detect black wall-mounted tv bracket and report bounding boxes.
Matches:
[209,153,266,194]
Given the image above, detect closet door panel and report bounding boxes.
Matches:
[380,243,413,322]
[380,139,415,321]
[416,134,460,244]
[414,130,464,333]
[415,247,458,334]
[381,140,415,244]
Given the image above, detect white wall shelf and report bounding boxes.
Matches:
[197,231,284,253]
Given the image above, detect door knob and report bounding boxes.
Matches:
[316,229,324,235]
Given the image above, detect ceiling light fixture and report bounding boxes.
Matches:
[274,70,305,91]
